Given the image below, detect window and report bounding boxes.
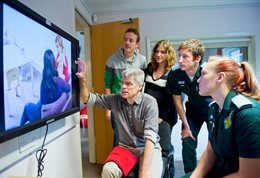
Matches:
[205,47,247,63]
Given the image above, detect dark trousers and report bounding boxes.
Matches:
[20,101,41,126]
[182,106,209,174]
[159,121,175,177]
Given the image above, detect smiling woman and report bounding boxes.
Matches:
[143,39,177,177]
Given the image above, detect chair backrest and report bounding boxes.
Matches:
[41,92,67,118]
[6,67,20,90]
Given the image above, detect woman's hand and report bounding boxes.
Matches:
[158,118,163,124]
[181,127,195,140]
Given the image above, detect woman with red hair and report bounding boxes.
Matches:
[183,56,260,177]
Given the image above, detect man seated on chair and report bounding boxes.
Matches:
[76,59,163,178]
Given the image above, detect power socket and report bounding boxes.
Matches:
[18,130,38,153]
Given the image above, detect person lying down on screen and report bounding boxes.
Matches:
[20,49,71,126]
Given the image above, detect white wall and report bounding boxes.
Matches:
[92,5,260,160]
[0,1,83,177]
[0,116,82,178]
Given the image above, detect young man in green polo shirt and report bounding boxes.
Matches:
[104,28,147,147]
[166,39,213,173]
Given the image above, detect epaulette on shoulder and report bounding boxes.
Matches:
[171,64,180,71]
[231,94,252,109]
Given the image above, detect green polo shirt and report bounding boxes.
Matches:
[166,63,212,109]
[208,90,260,177]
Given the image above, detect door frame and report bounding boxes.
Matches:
[75,10,96,163]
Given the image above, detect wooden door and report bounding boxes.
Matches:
[91,18,139,163]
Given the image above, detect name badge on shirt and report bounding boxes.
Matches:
[178,81,185,85]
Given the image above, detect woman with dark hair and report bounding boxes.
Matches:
[20,49,70,125]
[183,56,260,177]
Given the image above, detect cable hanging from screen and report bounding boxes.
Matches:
[36,124,49,177]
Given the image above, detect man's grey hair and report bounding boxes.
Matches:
[121,68,145,85]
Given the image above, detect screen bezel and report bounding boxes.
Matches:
[0,0,80,143]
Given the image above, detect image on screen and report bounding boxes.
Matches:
[3,3,73,131]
